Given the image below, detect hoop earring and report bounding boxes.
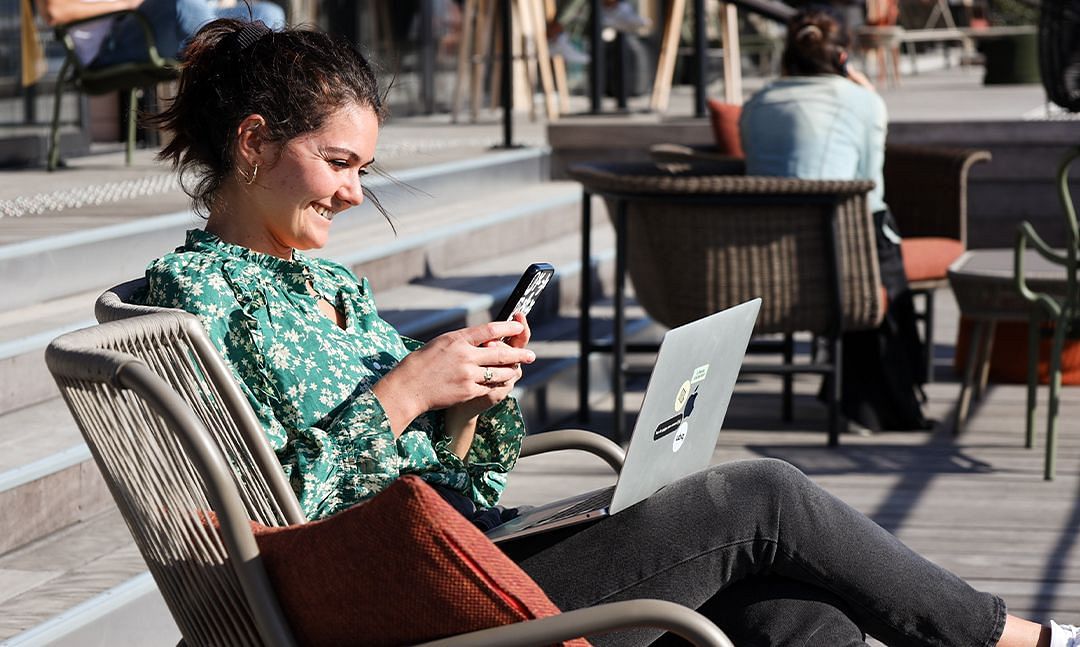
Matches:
[244,163,259,185]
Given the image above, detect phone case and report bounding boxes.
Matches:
[496,263,555,321]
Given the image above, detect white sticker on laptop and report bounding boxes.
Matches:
[674,380,691,412]
[691,364,709,384]
[672,420,688,452]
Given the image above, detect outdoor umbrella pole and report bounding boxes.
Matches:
[590,0,604,113]
[694,0,706,117]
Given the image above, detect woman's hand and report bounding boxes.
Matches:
[846,66,876,91]
[372,317,536,438]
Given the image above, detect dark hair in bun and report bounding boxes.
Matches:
[781,10,850,77]
[149,20,386,215]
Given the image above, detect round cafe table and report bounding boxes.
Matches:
[947,248,1069,434]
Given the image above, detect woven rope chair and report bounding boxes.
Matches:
[46,313,734,646]
[570,161,884,446]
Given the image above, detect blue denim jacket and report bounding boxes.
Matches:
[739,75,888,214]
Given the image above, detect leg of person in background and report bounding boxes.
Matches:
[92,0,214,65]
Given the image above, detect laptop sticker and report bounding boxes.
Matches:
[674,380,691,412]
[690,364,710,384]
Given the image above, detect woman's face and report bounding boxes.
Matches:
[241,103,380,256]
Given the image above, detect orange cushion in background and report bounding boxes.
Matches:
[954,317,1080,385]
[252,476,589,647]
[900,237,965,283]
[706,99,745,158]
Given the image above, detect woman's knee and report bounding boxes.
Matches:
[714,458,808,493]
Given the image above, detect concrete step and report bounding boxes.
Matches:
[0,201,615,568]
[0,174,578,418]
[0,146,550,312]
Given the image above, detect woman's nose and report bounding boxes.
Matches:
[336,173,365,207]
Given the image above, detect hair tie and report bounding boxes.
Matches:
[233,20,271,52]
[795,24,823,41]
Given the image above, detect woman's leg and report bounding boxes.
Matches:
[94,0,213,65]
[683,575,870,647]
[508,459,1005,647]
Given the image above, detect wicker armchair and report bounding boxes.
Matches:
[69,281,731,645]
[570,161,884,446]
[651,142,993,384]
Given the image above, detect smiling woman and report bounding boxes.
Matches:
[135,18,1080,647]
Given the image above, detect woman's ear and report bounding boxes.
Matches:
[235,114,269,166]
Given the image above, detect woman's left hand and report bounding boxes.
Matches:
[448,312,532,422]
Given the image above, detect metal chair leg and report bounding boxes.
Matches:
[1025,313,1040,449]
[923,289,936,383]
[827,334,842,447]
[954,319,986,435]
[782,333,794,422]
[126,87,138,166]
[1044,320,1067,480]
[48,57,71,172]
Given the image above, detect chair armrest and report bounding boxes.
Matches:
[519,429,625,474]
[55,9,169,68]
[418,599,733,647]
[883,144,991,242]
[1015,222,1071,318]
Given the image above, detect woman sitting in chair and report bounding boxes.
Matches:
[740,8,930,434]
[138,18,1079,647]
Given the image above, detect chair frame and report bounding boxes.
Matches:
[1014,146,1080,480]
[80,281,730,645]
[46,8,178,171]
[883,143,992,383]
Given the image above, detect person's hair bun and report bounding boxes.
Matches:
[795,24,823,43]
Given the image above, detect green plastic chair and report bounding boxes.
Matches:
[47,9,179,171]
[1014,146,1080,480]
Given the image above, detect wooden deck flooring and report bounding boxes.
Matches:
[502,290,1080,635]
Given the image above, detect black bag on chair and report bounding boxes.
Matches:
[840,210,932,432]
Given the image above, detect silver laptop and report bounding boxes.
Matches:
[487,298,761,543]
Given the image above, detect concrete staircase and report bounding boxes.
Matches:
[0,146,622,643]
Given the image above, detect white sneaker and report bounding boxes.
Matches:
[1051,621,1080,647]
[602,1,651,33]
[549,32,589,64]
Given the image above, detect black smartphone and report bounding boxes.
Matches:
[495,263,555,321]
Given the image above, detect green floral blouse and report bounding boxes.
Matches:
[140,229,526,520]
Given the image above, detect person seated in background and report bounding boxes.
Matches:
[35,0,285,68]
[135,17,1080,647]
[739,9,930,433]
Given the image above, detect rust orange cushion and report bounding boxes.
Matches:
[706,99,745,158]
[252,476,589,647]
[900,237,964,283]
[954,317,1080,385]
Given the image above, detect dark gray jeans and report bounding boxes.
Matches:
[499,459,1006,647]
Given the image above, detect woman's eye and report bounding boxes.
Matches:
[329,159,349,169]
[358,168,370,177]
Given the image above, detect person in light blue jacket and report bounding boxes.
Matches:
[740,9,887,214]
[740,9,931,432]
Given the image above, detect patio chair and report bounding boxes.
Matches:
[650,139,993,384]
[41,3,179,171]
[883,144,992,382]
[1014,146,1080,480]
[570,160,884,446]
[45,312,732,646]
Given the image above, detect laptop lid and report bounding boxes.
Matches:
[609,298,760,513]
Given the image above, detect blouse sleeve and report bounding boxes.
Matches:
[398,335,527,508]
[144,258,402,520]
